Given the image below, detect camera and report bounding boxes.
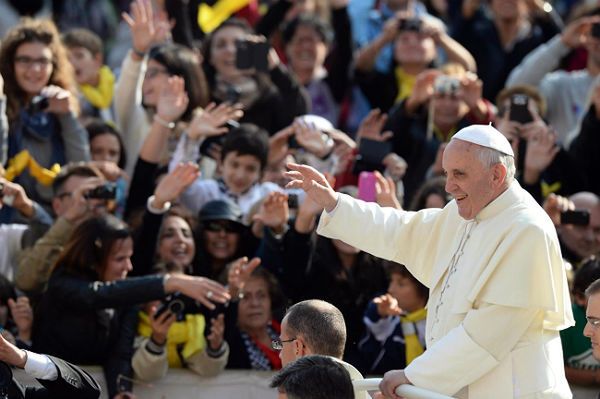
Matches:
[509,94,533,124]
[398,18,422,33]
[433,76,460,96]
[154,292,201,321]
[84,183,117,200]
[27,95,49,114]
[560,209,590,226]
[352,138,392,175]
[235,39,269,72]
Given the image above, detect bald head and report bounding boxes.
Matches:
[570,192,600,210]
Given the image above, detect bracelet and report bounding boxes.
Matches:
[147,195,171,214]
[132,48,147,58]
[153,114,176,129]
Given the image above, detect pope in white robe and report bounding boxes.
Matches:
[285,125,574,398]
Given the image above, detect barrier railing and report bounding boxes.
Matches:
[353,378,455,399]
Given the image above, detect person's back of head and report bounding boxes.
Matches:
[284,299,346,359]
[270,355,355,399]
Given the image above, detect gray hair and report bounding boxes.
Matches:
[476,146,515,184]
[586,278,600,298]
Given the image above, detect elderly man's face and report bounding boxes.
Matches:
[584,293,600,360]
[559,196,600,259]
[278,318,298,367]
[442,140,498,220]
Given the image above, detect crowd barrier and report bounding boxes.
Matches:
[354,378,454,399]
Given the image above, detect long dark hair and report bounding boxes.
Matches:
[53,215,131,280]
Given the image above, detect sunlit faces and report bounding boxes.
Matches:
[14,41,53,97]
[66,46,101,86]
[203,220,241,261]
[442,140,501,220]
[286,25,328,74]
[584,293,600,360]
[158,216,196,269]
[432,93,466,129]
[221,151,262,195]
[102,237,134,282]
[393,30,435,67]
[209,26,248,82]
[142,59,170,107]
[237,276,272,333]
[90,133,121,164]
[387,274,426,313]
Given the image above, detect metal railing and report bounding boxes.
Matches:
[353,378,454,399]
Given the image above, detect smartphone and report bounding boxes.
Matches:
[398,18,422,33]
[560,210,590,226]
[509,94,533,124]
[592,22,600,39]
[287,193,299,209]
[27,95,49,114]
[235,39,269,72]
[358,171,377,202]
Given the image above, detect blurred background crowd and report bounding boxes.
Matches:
[1,0,600,397]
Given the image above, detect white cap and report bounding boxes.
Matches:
[451,124,514,156]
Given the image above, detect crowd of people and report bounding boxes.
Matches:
[0,0,600,398]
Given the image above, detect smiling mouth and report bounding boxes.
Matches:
[455,195,467,202]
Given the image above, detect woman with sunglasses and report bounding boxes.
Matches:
[0,18,89,214]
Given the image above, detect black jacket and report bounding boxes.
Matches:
[32,268,166,396]
[8,355,100,399]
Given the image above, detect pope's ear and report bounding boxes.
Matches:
[491,162,508,187]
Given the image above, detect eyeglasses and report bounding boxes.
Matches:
[145,67,169,80]
[587,317,600,330]
[271,337,296,351]
[14,56,52,69]
[204,221,242,234]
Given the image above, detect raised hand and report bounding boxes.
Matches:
[543,193,574,226]
[285,163,338,212]
[561,15,600,49]
[268,125,295,166]
[374,171,402,210]
[8,297,33,342]
[460,72,484,110]
[166,274,230,310]
[122,0,163,56]
[293,120,334,158]
[227,257,261,299]
[0,179,34,217]
[155,76,189,124]
[89,161,127,182]
[252,192,289,233]
[207,314,225,351]
[152,162,199,209]
[356,109,393,145]
[523,127,559,184]
[373,293,403,317]
[188,103,243,140]
[62,177,106,224]
[405,69,440,113]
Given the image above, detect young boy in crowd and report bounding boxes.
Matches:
[178,123,281,219]
[358,262,428,375]
[62,28,116,122]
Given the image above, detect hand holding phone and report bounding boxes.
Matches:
[235,39,269,72]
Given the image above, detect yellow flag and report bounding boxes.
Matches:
[197,0,251,33]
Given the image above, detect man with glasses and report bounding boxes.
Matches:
[271,300,368,399]
[15,162,106,296]
[583,277,600,399]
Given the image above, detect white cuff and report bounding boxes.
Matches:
[24,351,58,381]
[147,195,172,215]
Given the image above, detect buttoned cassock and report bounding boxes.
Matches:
[317,181,574,398]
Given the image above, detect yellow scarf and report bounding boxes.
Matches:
[394,67,417,103]
[198,0,251,33]
[400,308,427,365]
[79,65,115,110]
[138,311,207,368]
[4,150,60,186]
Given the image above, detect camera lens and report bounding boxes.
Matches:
[168,299,185,315]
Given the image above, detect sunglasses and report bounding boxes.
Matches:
[204,221,243,234]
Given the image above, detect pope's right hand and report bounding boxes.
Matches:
[284,163,338,212]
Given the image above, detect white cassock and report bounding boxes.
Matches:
[317,181,574,398]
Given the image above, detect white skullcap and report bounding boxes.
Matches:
[451,124,514,157]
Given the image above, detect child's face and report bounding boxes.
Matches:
[388,273,425,313]
[67,46,102,86]
[221,151,262,195]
